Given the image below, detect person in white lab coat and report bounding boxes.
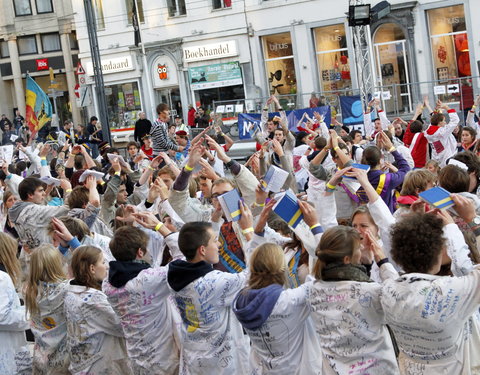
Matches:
[166,205,254,375]
[308,226,400,375]
[24,244,70,374]
[0,233,31,375]
[382,210,480,374]
[64,246,133,375]
[233,240,326,375]
[103,223,182,375]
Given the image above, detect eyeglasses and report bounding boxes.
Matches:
[211,191,230,200]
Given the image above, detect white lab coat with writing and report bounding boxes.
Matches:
[64,284,133,375]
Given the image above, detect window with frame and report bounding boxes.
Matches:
[13,0,32,16]
[126,0,144,24]
[167,0,186,17]
[0,40,10,58]
[41,33,61,52]
[17,35,37,55]
[69,32,79,50]
[93,0,105,29]
[314,24,352,94]
[35,0,53,13]
[427,5,470,81]
[262,32,297,95]
[212,0,231,10]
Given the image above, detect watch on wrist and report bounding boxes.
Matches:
[468,216,480,236]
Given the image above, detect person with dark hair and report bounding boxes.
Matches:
[150,103,183,156]
[403,104,429,168]
[382,209,480,374]
[364,98,391,139]
[64,246,133,374]
[424,99,459,167]
[458,126,477,153]
[349,129,364,163]
[0,113,12,132]
[194,106,210,128]
[452,151,480,193]
[360,131,410,212]
[437,165,470,194]
[8,176,71,249]
[57,119,75,147]
[166,202,253,375]
[104,220,182,374]
[133,112,152,143]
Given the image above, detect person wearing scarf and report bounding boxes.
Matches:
[308,226,400,375]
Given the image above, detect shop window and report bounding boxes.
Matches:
[105,81,142,128]
[167,0,186,17]
[13,0,32,16]
[93,0,105,30]
[35,0,53,13]
[0,40,9,58]
[213,0,231,10]
[17,35,37,55]
[262,32,296,95]
[427,5,470,80]
[41,33,61,52]
[314,24,351,94]
[126,0,144,24]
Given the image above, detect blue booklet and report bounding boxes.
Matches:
[273,190,304,228]
[218,189,242,222]
[261,165,289,193]
[419,186,454,209]
[344,163,371,179]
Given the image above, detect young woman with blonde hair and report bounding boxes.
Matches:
[24,244,70,374]
[64,246,133,375]
[233,242,326,374]
[0,233,31,374]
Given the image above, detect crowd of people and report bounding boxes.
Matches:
[0,93,480,375]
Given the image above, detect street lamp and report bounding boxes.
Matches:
[348,4,371,26]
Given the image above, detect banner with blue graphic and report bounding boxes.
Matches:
[238,106,331,140]
[339,95,364,126]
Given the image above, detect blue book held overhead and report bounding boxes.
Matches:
[344,163,370,179]
[273,190,304,228]
[218,189,242,222]
[418,186,454,210]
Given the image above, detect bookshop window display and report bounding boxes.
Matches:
[262,33,297,95]
[314,24,352,93]
[105,82,142,128]
[427,5,471,80]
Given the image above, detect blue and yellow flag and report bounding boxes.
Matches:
[25,75,52,133]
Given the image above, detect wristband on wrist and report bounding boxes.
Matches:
[326,183,337,190]
[309,223,321,230]
[65,189,72,193]
[333,146,340,151]
[242,227,254,235]
[148,165,155,171]
[388,146,396,152]
[155,222,164,232]
[40,157,47,160]
[472,105,476,109]
[253,202,265,207]
[184,164,194,172]
[376,258,389,267]
[114,171,121,176]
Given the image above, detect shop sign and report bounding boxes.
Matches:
[183,41,238,63]
[188,61,242,90]
[152,55,179,88]
[85,56,134,76]
[36,58,49,71]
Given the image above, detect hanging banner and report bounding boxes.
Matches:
[237,106,331,140]
[339,95,365,126]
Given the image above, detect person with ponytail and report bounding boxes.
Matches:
[24,244,70,374]
[0,233,31,374]
[308,226,400,374]
[233,242,325,374]
[64,246,133,375]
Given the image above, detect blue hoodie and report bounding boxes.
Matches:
[233,284,283,330]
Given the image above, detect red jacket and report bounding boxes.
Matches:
[403,121,428,168]
[187,107,196,127]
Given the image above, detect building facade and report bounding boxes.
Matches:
[0,0,81,126]
[70,0,479,129]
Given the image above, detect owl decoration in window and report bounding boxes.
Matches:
[157,64,168,80]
